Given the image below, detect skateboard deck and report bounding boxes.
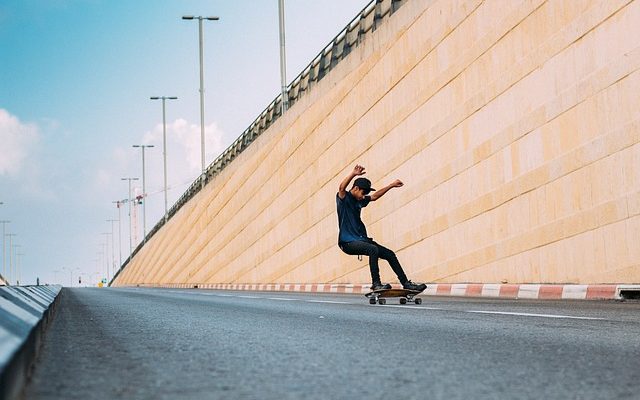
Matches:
[364,287,425,305]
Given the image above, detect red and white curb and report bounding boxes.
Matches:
[127,283,640,300]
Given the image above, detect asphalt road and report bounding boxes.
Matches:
[22,287,640,399]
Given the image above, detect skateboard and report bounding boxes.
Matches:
[364,288,424,305]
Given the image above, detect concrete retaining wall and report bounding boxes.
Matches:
[0,285,61,400]
[114,0,640,287]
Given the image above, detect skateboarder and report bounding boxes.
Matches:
[337,165,427,291]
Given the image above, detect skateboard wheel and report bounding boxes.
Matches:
[399,298,407,305]
[369,298,376,305]
[415,298,422,305]
[378,298,386,305]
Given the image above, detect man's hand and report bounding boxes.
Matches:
[353,165,366,176]
[370,179,404,201]
[339,164,366,199]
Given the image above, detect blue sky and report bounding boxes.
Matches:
[0,0,369,286]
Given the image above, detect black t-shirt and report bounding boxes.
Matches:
[336,191,371,245]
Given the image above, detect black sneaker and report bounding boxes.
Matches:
[402,280,427,291]
[371,282,392,291]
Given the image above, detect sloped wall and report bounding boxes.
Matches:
[114,0,640,286]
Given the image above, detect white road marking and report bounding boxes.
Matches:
[305,300,350,304]
[138,289,605,320]
[465,310,604,320]
[267,297,298,301]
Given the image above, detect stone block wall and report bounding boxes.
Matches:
[114,0,640,286]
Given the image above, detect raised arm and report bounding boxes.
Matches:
[370,179,403,201]
[338,165,366,199]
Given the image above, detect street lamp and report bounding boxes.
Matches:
[106,219,117,278]
[278,0,289,113]
[63,267,80,287]
[182,15,220,189]
[150,96,178,222]
[91,271,100,286]
[132,145,154,241]
[62,267,69,287]
[92,260,99,283]
[96,250,104,284]
[121,177,139,262]
[78,272,87,287]
[112,201,123,267]
[0,220,9,279]
[16,252,24,285]
[101,232,111,280]
[12,244,21,285]
[5,233,16,285]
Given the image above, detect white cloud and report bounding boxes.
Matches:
[142,118,226,186]
[92,118,228,249]
[93,118,226,223]
[0,109,40,176]
[144,118,225,173]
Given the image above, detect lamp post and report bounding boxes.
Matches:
[92,271,100,286]
[63,267,80,288]
[278,0,289,113]
[16,252,24,285]
[101,232,111,280]
[96,250,104,283]
[12,244,20,285]
[0,220,9,279]
[150,96,178,222]
[92,260,99,284]
[121,177,139,262]
[62,266,70,287]
[132,145,154,241]
[5,233,16,285]
[182,15,220,189]
[106,219,117,278]
[112,201,123,268]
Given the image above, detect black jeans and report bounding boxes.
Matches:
[340,240,408,284]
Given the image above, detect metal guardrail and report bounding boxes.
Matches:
[0,285,62,399]
[111,0,407,284]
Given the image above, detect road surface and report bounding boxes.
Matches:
[22,287,640,399]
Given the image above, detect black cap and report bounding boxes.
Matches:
[353,177,375,193]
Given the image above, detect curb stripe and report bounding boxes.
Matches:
[123,283,634,300]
